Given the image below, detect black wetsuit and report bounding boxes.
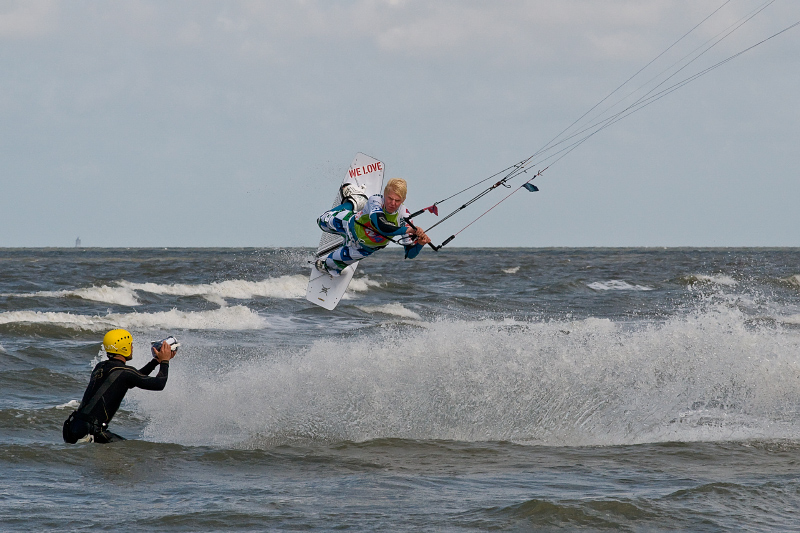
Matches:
[63,358,169,444]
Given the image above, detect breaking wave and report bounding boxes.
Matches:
[118,276,309,302]
[778,314,800,325]
[684,274,738,287]
[1,286,140,306]
[782,275,800,288]
[0,275,382,307]
[0,305,268,331]
[347,276,382,292]
[356,303,422,320]
[587,280,653,291]
[135,305,800,448]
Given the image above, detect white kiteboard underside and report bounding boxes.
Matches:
[306,153,385,310]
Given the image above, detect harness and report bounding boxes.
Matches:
[352,217,392,248]
[65,367,125,437]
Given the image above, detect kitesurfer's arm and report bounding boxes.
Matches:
[404,243,423,259]
[402,227,429,259]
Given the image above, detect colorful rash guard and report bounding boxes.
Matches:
[353,195,421,257]
[316,195,424,275]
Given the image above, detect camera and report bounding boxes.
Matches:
[151,336,180,355]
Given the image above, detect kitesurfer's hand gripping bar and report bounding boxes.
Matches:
[403,217,454,252]
[404,176,515,252]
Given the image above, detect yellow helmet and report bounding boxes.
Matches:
[103,329,133,360]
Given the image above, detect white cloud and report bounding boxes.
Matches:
[0,0,58,39]
[1,0,797,246]
[11,1,779,64]
[155,0,776,66]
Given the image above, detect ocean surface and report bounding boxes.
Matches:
[2,247,800,531]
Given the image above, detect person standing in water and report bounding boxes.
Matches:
[315,178,431,276]
[62,329,177,444]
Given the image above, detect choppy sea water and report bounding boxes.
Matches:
[2,247,800,531]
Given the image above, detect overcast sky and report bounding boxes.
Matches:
[1,0,798,247]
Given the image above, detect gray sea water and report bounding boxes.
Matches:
[2,247,800,531]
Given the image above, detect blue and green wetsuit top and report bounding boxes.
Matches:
[351,195,423,259]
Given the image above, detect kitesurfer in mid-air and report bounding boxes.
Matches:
[316,178,431,276]
[62,329,177,444]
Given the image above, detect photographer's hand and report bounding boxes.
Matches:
[155,342,176,363]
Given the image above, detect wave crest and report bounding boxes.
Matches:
[683,274,737,287]
[587,280,653,291]
[135,307,800,448]
[119,276,309,301]
[782,275,800,288]
[0,305,268,331]
[356,303,421,320]
[348,276,382,293]
[0,274,382,307]
[1,286,140,306]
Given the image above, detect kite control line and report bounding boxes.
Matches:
[400,3,798,250]
[406,169,545,251]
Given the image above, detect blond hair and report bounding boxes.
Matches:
[384,178,407,202]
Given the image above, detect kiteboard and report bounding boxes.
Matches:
[306,153,385,310]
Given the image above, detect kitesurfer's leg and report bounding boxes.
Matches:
[317,206,354,237]
[339,183,367,212]
[318,242,377,276]
[317,182,368,236]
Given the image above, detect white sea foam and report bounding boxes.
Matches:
[778,314,800,325]
[135,306,800,448]
[1,274,367,307]
[0,305,268,331]
[356,303,422,320]
[57,400,80,409]
[502,267,520,274]
[2,286,141,306]
[121,274,380,303]
[587,280,653,291]
[347,276,382,292]
[332,276,383,301]
[783,275,800,288]
[119,276,310,302]
[687,274,738,287]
